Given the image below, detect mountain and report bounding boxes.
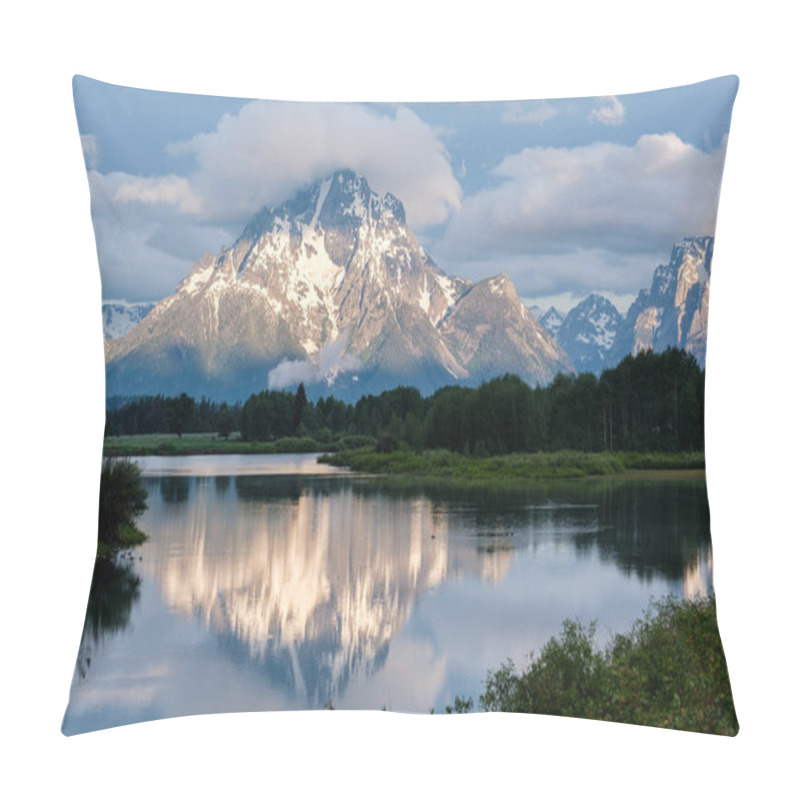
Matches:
[538,306,565,339]
[439,273,572,386]
[102,302,155,340]
[555,294,622,375]
[105,170,573,401]
[612,237,713,368]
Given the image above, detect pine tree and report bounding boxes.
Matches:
[294,383,308,433]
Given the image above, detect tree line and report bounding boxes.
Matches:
[106,347,704,453]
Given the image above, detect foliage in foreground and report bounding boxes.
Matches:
[454,596,738,735]
[97,457,148,555]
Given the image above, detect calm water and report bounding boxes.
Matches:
[63,454,713,734]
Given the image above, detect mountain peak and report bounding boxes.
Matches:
[238,170,407,243]
[575,293,617,315]
[539,306,565,338]
[106,171,575,400]
[556,293,622,373]
[611,236,714,367]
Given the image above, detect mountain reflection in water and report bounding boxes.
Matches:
[63,455,713,734]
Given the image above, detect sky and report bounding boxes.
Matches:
[74,75,738,314]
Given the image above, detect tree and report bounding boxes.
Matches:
[98,458,148,550]
[294,383,308,433]
[165,392,195,438]
[217,405,234,440]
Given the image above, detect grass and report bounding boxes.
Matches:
[320,448,704,481]
[454,595,738,735]
[104,435,704,483]
[617,451,705,470]
[102,432,365,456]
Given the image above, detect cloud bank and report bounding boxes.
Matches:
[441,133,726,260]
[433,132,727,303]
[113,101,462,230]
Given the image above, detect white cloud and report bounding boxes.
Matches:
[441,133,726,260]
[267,335,360,390]
[589,95,625,126]
[114,101,461,231]
[80,134,98,169]
[115,175,203,214]
[434,132,727,301]
[87,171,235,301]
[502,101,560,126]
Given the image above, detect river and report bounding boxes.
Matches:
[62,453,714,734]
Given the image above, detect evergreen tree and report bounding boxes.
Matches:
[165,393,195,439]
[294,383,308,433]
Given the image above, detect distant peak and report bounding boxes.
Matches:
[579,292,617,311]
[671,236,714,261]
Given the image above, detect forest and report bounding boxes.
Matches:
[104,347,705,455]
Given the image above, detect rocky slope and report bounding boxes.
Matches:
[612,237,713,368]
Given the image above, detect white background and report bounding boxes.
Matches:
[2,1,797,797]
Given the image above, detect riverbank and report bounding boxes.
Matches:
[102,432,375,457]
[319,448,705,481]
[103,436,705,481]
[464,595,738,736]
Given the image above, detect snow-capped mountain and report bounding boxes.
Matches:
[102,301,155,340]
[538,306,565,339]
[555,294,622,375]
[612,237,713,368]
[105,170,573,401]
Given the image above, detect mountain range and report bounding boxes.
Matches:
[529,237,713,375]
[104,170,571,401]
[103,170,713,401]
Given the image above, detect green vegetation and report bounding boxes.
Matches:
[103,432,375,457]
[97,457,148,557]
[321,448,630,480]
[617,451,705,470]
[448,596,737,736]
[164,392,195,438]
[106,349,706,457]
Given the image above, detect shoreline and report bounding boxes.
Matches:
[103,437,705,482]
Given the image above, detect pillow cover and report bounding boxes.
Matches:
[63,75,739,735]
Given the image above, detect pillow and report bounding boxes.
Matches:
[63,75,739,735]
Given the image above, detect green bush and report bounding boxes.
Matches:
[479,596,738,735]
[98,457,148,553]
[375,433,399,453]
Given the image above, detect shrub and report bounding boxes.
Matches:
[375,433,399,453]
[479,596,737,735]
[98,457,148,552]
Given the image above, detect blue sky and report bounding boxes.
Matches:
[74,75,737,313]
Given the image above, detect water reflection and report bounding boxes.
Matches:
[64,456,715,733]
[159,476,190,504]
[75,557,142,680]
[136,473,711,708]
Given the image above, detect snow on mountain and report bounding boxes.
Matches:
[525,237,715,376]
[105,170,573,401]
[538,306,565,339]
[555,294,622,375]
[101,302,155,339]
